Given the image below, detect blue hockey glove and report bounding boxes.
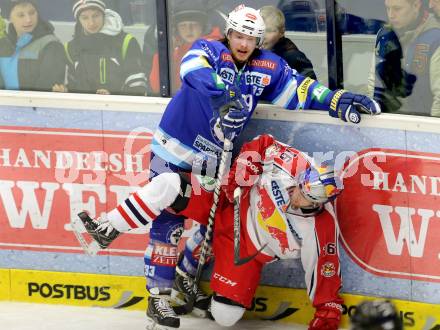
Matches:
[211,84,246,115]
[221,107,248,141]
[329,90,382,124]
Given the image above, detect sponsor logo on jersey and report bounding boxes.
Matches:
[321,262,336,277]
[151,242,178,266]
[279,151,294,163]
[219,67,235,84]
[297,77,314,109]
[271,180,286,207]
[244,72,271,87]
[257,186,293,254]
[194,135,222,158]
[250,59,277,70]
[193,173,216,192]
[222,53,234,63]
[312,84,330,103]
[201,42,216,61]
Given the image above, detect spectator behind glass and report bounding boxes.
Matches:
[65,0,147,95]
[368,0,440,116]
[260,5,317,79]
[147,5,221,95]
[0,0,66,92]
[0,13,6,38]
[430,0,440,18]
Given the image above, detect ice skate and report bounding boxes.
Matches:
[77,211,120,249]
[171,265,211,318]
[146,295,180,330]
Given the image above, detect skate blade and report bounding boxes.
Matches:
[70,217,101,256]
[170,291,208,318]
[170,289,186,306]
[145,316,179,330]
[172,305,207,318]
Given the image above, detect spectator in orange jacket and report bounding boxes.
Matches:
[147,7,221,95]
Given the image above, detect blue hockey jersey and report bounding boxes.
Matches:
[151,39,335,170]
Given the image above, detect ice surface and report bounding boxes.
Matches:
[0,302,307,330]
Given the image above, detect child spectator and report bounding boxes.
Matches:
[0,0,66,92]
[260,5,317,79]
[147,5,221,95]
[65,0,147,95]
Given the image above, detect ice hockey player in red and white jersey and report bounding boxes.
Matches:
[78,134,344,330]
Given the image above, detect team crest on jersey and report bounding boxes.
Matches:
[321,262,336,277]
[265,144,281,159]
[166,224,184,245]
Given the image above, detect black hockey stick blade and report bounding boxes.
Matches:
[234,243,268,266]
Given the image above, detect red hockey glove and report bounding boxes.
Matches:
[223,153,263,202]
[309,302,342,330]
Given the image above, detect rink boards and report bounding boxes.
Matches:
[0,268,439,329]
[1,93,440,329]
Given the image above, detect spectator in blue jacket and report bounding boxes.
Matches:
[0,0,66,92]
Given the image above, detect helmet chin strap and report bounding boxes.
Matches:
[284,201,322,217]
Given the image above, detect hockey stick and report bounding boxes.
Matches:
[233,187,267,265]
[181,137,233,314]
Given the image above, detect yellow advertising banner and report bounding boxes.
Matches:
[0,269,11,300]
[9,269,148,310]
[2,268,440,329]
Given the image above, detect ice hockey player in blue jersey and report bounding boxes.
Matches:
[77,4,381,330]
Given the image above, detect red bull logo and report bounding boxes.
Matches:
[257,186,276,219]
[257,186,292,254]
[267,226,290,254]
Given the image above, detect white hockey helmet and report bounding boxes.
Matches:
[225,4,266,47]
[298,165,342,204]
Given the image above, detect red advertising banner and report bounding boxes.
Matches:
[337,148,440,282]
[0,126,153,256]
